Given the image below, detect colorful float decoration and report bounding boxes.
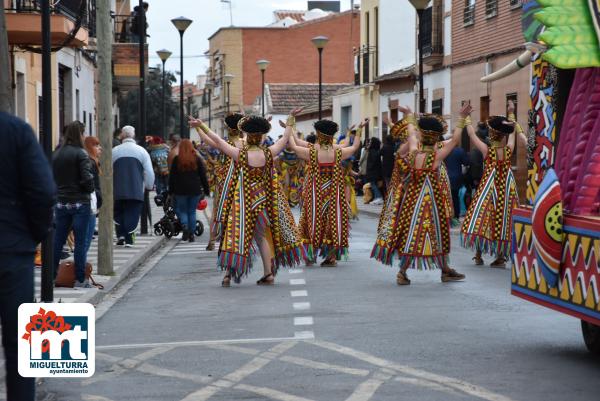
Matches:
[483,0,600,353]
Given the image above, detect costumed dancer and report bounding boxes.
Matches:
[337,127,360,219]
[291,118,366,266]
[190,111,305,286]
[372,105,471,285]
[194,113,245,251]
[460,100,527,267]
[277,141,303,207]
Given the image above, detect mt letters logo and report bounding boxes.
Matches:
[18,303,95,378]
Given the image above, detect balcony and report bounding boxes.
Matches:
[112,14,149,91]
[5,0,93,47]
[419,6,443,66]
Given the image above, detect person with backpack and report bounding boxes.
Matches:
[149,136,170,194]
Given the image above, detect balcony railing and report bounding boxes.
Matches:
[7,0,96,37]
[463,4,475,26]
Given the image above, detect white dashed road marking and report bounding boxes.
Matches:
[293,316,314,326]
[293,302,311,311]
[290,278,306,285]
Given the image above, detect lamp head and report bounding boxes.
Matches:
[256,59,270,71]
[223,73,235,83]
[408,0,429,10]
[171,16,193,33]
[156,49,172,62]
[311,35,330,50]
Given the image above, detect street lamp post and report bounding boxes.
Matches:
[256,59,270,117]
[157,49,172,140]
[311,36,329,120]
[205,81,213,129]
[409,0,429,113]
[223,73,234,114]
[171,16,193,138]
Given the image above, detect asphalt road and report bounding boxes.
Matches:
[40,212,600,401]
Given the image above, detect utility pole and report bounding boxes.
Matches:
[40,0,53,302]
[0,1,13,113]
[97,0,114,275]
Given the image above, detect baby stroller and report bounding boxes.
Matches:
[153,192,204,239]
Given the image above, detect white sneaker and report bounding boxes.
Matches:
[372,198,383,205]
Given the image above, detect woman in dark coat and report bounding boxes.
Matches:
[366,137,384,205]
[381,135,396,191]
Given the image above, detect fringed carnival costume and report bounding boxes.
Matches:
[194,113,245,251]
[371,110,468,285]
[277,148,303,207]
[294,119,363,266]
[371,118,410,265]
[337,131,359,219]
[460,112,523,267]
[193,114,305,286]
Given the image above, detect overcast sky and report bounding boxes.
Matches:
[146,0,355,84]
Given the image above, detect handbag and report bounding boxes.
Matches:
[55,261,104,289]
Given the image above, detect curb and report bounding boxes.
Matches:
[77,235,167,306]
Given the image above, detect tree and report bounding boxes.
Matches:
[118,67,178,138]
[0,1,14,113]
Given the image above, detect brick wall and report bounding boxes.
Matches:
[451,52,530,199]
[241,11,360,106]
[452,0,523,65]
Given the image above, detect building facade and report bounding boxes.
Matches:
[206,9,360,136]
[450,0,528,194]
[356,0,416,139]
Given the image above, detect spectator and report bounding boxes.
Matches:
[0,112,55,401]
[168,134,182,168]
[149,136,170,194]
[52,121,95,287]
[366,137,384,205]
[112,127,122,148]
[381,135,395,190]
[169,139,210,242]
[469,122,488,190]
[83,136,103,255]
[305,133,316,144]
[113,125,155,247]
[444,140,470,226]
[129,2,149,43]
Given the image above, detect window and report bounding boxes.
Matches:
[431,98,443,116]
[341,106,352,134]
[463,0,475,26]
[485,0,498,19]
[76,89,80,121]
[509,0,522,9]
[420,7,433,55]
[16,72,26,120]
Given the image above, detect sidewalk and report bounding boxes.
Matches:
[34,201,166,304]
[1,200,169,400]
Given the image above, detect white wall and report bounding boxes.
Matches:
[57,48,96,135]
[424,67,452,121]
[332,89,361,132]
[379,90,415,121]
[296,118,318,137]
[378,0,416,75]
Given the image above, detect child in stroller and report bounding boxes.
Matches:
[154,191,204,239]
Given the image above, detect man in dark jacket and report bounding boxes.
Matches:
[0,112,56,401]
[381,135,396,190]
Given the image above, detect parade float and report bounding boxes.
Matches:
[482,0,600,354]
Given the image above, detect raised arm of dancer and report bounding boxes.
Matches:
[189,117,240,161]
[507,101,528,148]
[436,103,473,162]
[398,105,419,153]
[289,133,311,161]
[342,119,368,160]
[193,124,218,148]
[271,108,304,157]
